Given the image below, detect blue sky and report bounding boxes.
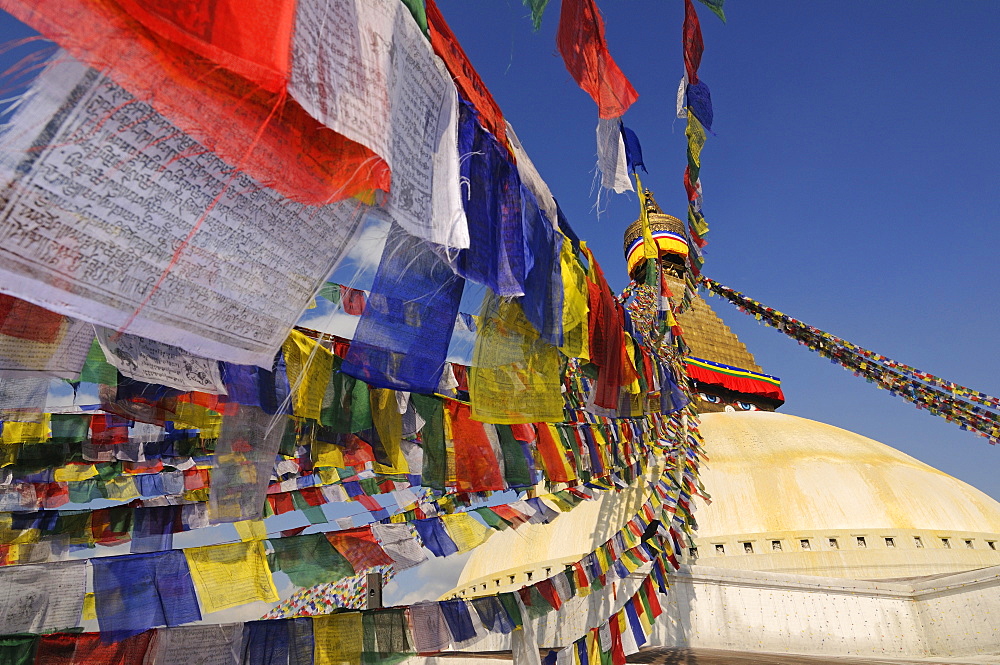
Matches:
[2,0,999,508]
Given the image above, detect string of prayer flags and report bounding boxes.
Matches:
[705,277,1000,443]
[184,540,279,615]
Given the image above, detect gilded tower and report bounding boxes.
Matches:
[622,193,783,413]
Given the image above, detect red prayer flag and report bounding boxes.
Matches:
[448,400,505,492]
[340,287,367,316]
[326,527,393,571]
[37,631,154,665]
[0,294,65,343]
[426,0,511,156]
[2,0,390,204]
[537,578,562,610]
[556,0,638,119]
[683,0,704,84]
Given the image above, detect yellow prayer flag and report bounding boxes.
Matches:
[282,329,333,421]
[1,419,50,446]
[313,612,363,665]
[441,513,493,553]
[635,174,658,261]
[184,540,279,614]
[82,592,96,621]
[313,441,346,470]
[173,401,223,439]
[102,475,139,501]
[370,388,407,474]
[53,464,99,482]
[234,520,268,542]
[559,239,590,361]
[686,111,706,167]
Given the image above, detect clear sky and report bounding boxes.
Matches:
[1,0,998,510]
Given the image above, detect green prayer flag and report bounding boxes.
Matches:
[50,413,91,443]
[499,592,523,628]
[399,0,429,37]
[412,394,446,491]
[495,424,532,487]
[291,491,329,525]
[695,0,726,23]
[268,533,354,587]
[522,0,550,30]
[350,381,373,433]
[321,365,356,432]
[475,507,509,531]
[0,635,38,665]
[78,338,117,385]
[316,282,342,305]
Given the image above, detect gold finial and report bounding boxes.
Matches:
[643,188,663,216]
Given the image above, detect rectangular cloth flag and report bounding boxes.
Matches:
[0,295,92,380]
[95,327,228,395]
[267,533,355,588]
[184,541,279,615]
[0,57,366,367]
[556,0,638,119]
[469,294,564,424]
[35,632,153,665]
[242,618,314,665]
[2,0,390,206]
[0,560,86,633]
[341,223,465,394]
[313,612,363,665]
[92,550,201,642]
[289,0,468,249]
[455,100,526,298]
[146,624,244,665]
[209,406,288,524]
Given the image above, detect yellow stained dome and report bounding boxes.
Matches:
[451,412,1000,598]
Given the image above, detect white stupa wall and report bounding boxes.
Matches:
[648,564,1000,659]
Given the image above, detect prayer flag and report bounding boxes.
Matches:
[557,0,638,118]
[92,550,201,642]
[184,541,279,614]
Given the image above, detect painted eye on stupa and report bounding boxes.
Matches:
[735,401,760,411]
[699,393,722,404]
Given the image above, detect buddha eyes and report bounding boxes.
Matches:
[699,393,722,403]
[735,401,760,411]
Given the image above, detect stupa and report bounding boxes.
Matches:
[447,196,1000,662]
